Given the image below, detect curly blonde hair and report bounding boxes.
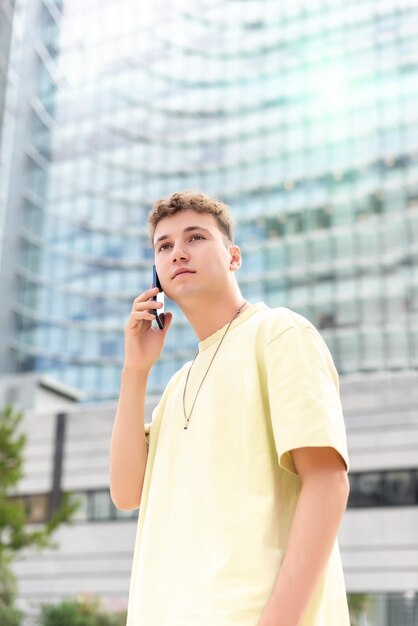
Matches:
[147,190,235,251]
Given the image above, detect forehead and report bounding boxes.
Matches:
[154,209,220,239]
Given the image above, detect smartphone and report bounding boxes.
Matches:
[152,264,165,329]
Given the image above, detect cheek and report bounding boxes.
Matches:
[206,257,230,277]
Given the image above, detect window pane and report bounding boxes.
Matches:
[92,491,112,520]
[383,471,416,506]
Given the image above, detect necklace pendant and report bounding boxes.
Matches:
[184,425,188,430]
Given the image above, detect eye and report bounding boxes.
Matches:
[158,235,204,252]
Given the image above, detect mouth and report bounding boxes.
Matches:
[173,271,195,279]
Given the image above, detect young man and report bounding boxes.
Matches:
[110,190,351,626]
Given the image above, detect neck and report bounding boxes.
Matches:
[180,291,250,342]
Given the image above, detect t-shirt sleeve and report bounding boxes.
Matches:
[265,323,349,478]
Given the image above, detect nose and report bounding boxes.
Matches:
[171,242,189,262]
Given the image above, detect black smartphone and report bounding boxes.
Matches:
[152,264,165,329]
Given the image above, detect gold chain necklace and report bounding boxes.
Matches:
[183,301,248,430]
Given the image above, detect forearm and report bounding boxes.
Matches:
[109,367,149,510]
[258,473,349,626]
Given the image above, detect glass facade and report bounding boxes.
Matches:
[0,0,15,236]
[1,0,418,400]
[349,593,418,626]
[0,1,14,145]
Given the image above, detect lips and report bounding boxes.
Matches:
[173,270,195,278]
[172,269,196,279]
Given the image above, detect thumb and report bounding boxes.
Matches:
[160,311,173,333]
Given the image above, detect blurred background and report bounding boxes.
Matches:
[0,0,417,624]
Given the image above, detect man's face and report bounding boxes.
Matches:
[153,209,240,303]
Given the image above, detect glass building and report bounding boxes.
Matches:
[1,0,417,403]
[0,2,15,140]
[0,0,16,230]
[2,3,418,624]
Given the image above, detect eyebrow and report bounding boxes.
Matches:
[154,226,212,247]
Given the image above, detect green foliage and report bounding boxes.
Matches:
[0,603,24,626]
[347,593,374,625]
[39,596,127,626]
[0,403,81,612]
[40,599,96,626]
[0,404,27,493]
[0,553,19,607]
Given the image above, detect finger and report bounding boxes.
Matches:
[133,287,159,304]
[132,311,155,321]
[134,300,162,310]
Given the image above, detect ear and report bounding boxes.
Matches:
[229,245,242,271]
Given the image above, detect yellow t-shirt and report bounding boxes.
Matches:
[126,302,350,626]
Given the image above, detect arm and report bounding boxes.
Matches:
[109,367,150,510]
[258,446,350,626]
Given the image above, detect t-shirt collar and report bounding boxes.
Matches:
[197,301,267,352]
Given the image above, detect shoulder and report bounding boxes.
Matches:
[254,304,318,347]
[156,361,191,405]
[255,305,338,382]
[166,361,191,388]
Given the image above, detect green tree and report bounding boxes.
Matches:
[0,403,81,616]
[39,595,127,626]
[348,593,374,625]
